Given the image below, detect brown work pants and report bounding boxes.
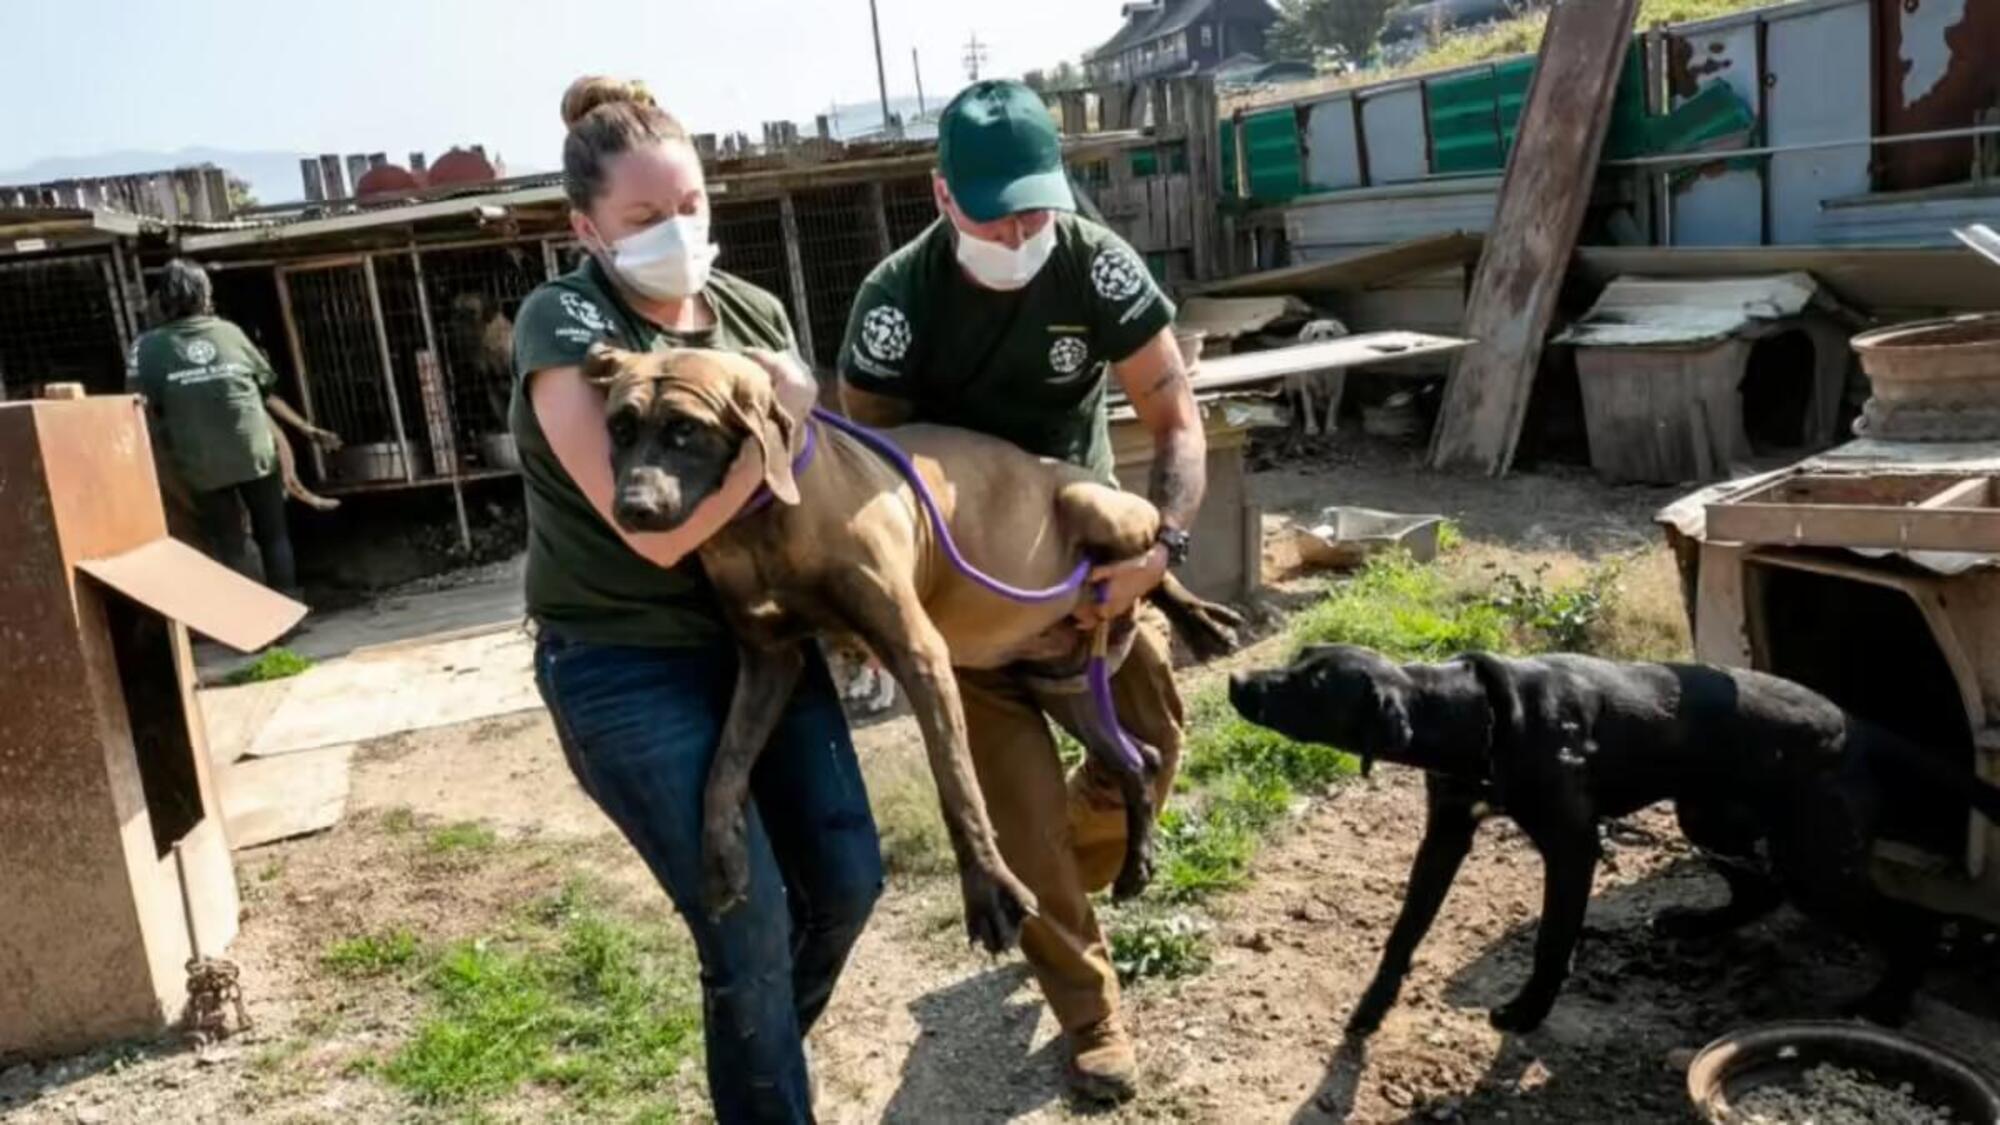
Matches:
[957,615,1183,1034]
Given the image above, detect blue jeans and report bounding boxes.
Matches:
[534,632,883,1124]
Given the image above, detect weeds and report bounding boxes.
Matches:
[222,647,313,686]
[425,822,499,856]
[1107,909,1212,983]
[323,930,421,978]
[381,806,417,835]
[380,886,700,1113]
[1486,561,1622,652]
[1291,552,1510,661]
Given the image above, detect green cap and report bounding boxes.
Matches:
[937,79,1075,223]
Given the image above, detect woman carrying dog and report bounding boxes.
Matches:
[512,76,880,1123]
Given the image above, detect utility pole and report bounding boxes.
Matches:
[868,0,896,138]
[963,32,988,82]
[913,47,927,116]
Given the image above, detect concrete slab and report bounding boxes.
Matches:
[244,628,539,757]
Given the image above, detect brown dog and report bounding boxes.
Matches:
[586,343,1239,952]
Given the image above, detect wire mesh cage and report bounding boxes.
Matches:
[0,254,128,399]
[791,185,885,369]
[883,176,940,248]
[713,198,796,339]
[279,262,416,484]
[415,242,545,469]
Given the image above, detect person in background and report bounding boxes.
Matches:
[511,75,882,1124]
[129,258,337,598]
[836,79,1205,1104]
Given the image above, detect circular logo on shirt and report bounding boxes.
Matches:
[860,306,912,364]
[1090,247,1147,302]
[560,291,612,334]
[1049,336,1089,375]
[180,338,219,365]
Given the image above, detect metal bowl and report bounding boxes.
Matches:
[1687,1021,2000,1124]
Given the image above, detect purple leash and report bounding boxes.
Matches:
[763,408,1148,775]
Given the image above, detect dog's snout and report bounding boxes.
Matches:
[612,469,685,529]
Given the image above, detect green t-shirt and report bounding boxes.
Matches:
[837,213,1175,479]
[510,257,795,647]
[127,315,277,493]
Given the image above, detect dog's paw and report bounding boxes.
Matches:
[961,865,1038,954]
[701,817,752,918]
[1110,841,1155,902]
[1488,996,1553,1034]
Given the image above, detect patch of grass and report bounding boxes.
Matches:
[425,821,499,856]
[222,646,313,686]
[256,858,285,883]
[380,895,700,1114]
[1107,908,1211,984]
[864,744,956,879]
[1291,551,1512,661]
[1486,560,1622,652]
[323,929,422,978]
[381,806,417,835]
[1182,691,1359,793]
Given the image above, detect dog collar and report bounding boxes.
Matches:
[737,416,818,520]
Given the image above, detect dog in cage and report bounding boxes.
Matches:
[448,291,518,435]
[1287,317,1350,437]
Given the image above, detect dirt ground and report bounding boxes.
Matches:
[7,440,1999,1124]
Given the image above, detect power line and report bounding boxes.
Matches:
[963,32,988,82]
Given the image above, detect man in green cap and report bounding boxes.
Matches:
[838,78,1205,1103]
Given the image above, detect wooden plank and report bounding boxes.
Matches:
[273,271,328,481]
[1704,503,2000,553]
[1920,477,1993,509]
[867,180,893,258]
[218,745,354,849]
[1185,76,1219,281]
[361,255,416,483]
[778,193,816,364]
[1428,0,1642,476]
[1117,332,1472,398]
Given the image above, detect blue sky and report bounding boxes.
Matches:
[0,0,1116,181]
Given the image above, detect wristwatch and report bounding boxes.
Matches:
[1155,526,1192,569]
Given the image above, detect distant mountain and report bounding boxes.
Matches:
[818,91,955,142]
[0,147,311,208]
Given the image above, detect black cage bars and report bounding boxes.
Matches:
[0,253,131,400]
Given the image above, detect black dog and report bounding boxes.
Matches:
[1229,644,2000,1035]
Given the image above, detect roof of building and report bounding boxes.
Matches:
[1090,0,1216,61]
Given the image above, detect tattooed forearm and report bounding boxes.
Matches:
[1148,423,1206,532]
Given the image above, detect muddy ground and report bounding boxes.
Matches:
[6,438,1999,1124]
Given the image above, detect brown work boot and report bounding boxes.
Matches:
[1067,1016,1139,1104]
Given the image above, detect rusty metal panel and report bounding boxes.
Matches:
[1358,84,1429,184]
[1877,0,2000,192]
[1304,95,1365,191]
[1766,2,1875,244]
[1667,16,1765,245]
[77,539,303,654]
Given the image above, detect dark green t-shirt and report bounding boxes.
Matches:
[128,315,277,493]
[837,213,1174,479]
[511,258,795,647]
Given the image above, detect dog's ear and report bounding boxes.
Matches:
[724,362,801,506]
[582,341,629,388]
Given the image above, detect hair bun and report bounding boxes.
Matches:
[561,76,659,130]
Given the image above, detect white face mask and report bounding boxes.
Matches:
[603,213,718,301]
[953,218,1056,291]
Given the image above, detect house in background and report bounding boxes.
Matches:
[1086,0,1279,85]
